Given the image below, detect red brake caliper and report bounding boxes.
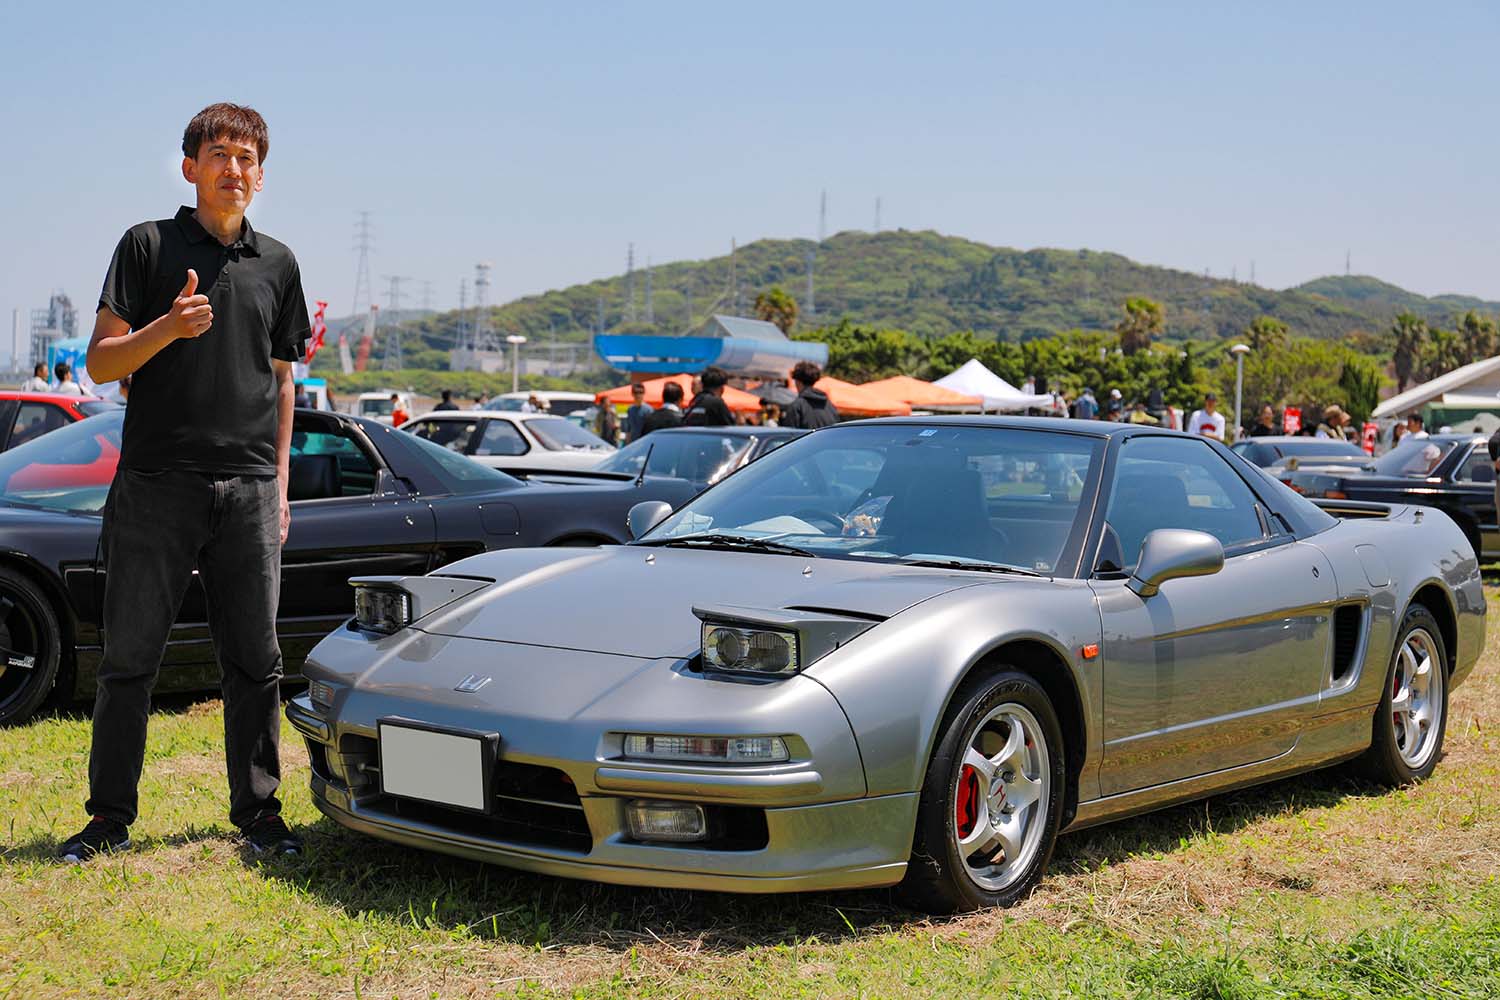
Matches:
[956,765,980,837]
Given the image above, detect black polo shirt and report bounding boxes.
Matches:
[99,206,310,476]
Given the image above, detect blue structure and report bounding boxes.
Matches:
[593,315,827,379]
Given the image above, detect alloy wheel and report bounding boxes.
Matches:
[951,702,1050,892]
[1391,627,1442,770]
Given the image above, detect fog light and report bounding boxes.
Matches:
[353,585,411,634]
[623,734,790,763]
[309,680,337,711]
[624,799,707,843]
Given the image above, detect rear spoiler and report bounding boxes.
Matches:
[1310,498,1392,519]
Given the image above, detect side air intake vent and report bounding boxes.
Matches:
[1331,605,1364,683]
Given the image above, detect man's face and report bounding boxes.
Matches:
[1204,397,1217,413]
[183,136,263,214]
[632,386,645,403]
[1260,406,1273,425]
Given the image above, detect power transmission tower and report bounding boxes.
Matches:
[684,281,693,331]
[624,244,636,323]
[644,257,654,325]
[819,190,827,242]
[380,274,411,370]
[805,247,816,318]
[597,295,605,334]
[420,280,434,312]
[730,237,740,314]
[351,211,374,317]
[456,279,468,349]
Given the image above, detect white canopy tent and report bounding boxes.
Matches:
[933,358,1054,412]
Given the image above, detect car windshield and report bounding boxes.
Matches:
[1370,438,1458,478]
[0,410,123,514]
[640,424,1104,574]
[527,416,613,451]
[596,432,757,485]
[395,428,523,493]
[78,400,120,417]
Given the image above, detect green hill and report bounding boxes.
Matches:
[320,231,1499,369]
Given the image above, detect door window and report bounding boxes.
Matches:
[1456,448,1496,484]
[408,418,477,453]
[474,419,529,457]
[289,428,378,499]
[1106,437,1266,569]
[11,403,68,448]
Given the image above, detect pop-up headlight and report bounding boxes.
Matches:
[349,575,490,635]
[691,604,879,679]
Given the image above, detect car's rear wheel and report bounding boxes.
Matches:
[1358,605,1448,785]
[899,670,1065,913]
[0,567,63,726]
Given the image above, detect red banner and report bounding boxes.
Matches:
[306,300,328,362]
[1361,421,1378,454]
[1282,406,1302,435]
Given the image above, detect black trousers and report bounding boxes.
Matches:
[86,468,284,828]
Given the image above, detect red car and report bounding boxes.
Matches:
[0,392,118,453]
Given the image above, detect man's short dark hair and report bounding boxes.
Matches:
[1407,413,1424,429]
[32,362,46,377]
[792,361,822,387]
[631,382,646,394]
[440,390,452,401]
[54,362,70,380]
[662,382,684,404]
[183,103,270,163]
[700,366,728,391]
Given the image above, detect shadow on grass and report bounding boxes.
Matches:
[238,763,1385,954]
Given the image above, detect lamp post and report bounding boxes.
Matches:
[1229,343,1250,442]
[506,334,527,394]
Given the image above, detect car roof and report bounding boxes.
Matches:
[645,426,806,438]
[408,410,566,422]
[0,391,105,402]
[837,414,1164,438]
[1238,435,1360,445]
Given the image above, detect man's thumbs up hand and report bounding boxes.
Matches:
[169,269,212,339]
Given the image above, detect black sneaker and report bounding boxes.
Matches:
[240,814,303,856]
[57,816,131,862]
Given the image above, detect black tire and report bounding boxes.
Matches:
[1357,604,1448,785]
[899,670,1066,913]
[0,566,64,726]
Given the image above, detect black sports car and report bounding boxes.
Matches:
[594,426,806,490]
[1286,433,1498,560]
[0,408,698,723]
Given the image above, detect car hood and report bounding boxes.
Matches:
[416,544,990,659]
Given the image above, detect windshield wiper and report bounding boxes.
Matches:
[646,533,817,557]
[899,556,1045,577]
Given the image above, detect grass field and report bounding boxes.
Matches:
[2,594,1498,999]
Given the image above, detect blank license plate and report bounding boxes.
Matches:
[378,721,492,812]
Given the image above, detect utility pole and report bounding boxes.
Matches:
[874,196,881,233]
[730,237,740,314]
[351,211,374,318]
[819,189,827,242]
[644,256,654,325]
[456,278,468,351]
[380,274,411,370]
[624,244,635,323]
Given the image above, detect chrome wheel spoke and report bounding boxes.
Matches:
[962,747,997,791]
[958,811,1000,859]
[1006,770,1042,811]
[991,722,1027,776]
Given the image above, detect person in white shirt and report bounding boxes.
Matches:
[1187,392,1227,440]
[1404,413,1429,440]
[51,362,88,397]
[19,362,50,392]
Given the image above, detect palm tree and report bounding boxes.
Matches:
[753,287,800,335]
[1456,310,1500,364]
[1116,297,1164,356]
[1390,312,1427,392]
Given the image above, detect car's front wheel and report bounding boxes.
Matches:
[1358,605,1448,785]
[0,567,63,726]
[900,670,1065,913]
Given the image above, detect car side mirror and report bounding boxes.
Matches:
[1128,528,1224,598]
[627,500,673,540]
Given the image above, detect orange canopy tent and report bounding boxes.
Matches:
[595,374,763,414]
[813,377,912,417]
[860,374,982,411]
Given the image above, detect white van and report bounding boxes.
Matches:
[353,390,413,425]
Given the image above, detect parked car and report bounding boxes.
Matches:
[0,391,117,452]
[353,391,413,425]
[594,426,805,489]
[1285,433,1498,559]
[483,391,597,417]
[0,408,697,724]
[290,418,1482,912]
[402,410,615,472]
[1230,435,1369,471]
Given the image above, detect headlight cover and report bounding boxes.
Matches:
[623,733,790,763]
[702,622,799,676]
[353,585,412,634]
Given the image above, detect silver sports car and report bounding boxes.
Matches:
[288,417,1485,912]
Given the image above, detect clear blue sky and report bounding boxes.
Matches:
[2,0,1496,356]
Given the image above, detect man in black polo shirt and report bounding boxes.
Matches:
[59,103,309,862]
[682,366,734,426]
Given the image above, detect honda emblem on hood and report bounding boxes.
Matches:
[454,674,492,693]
